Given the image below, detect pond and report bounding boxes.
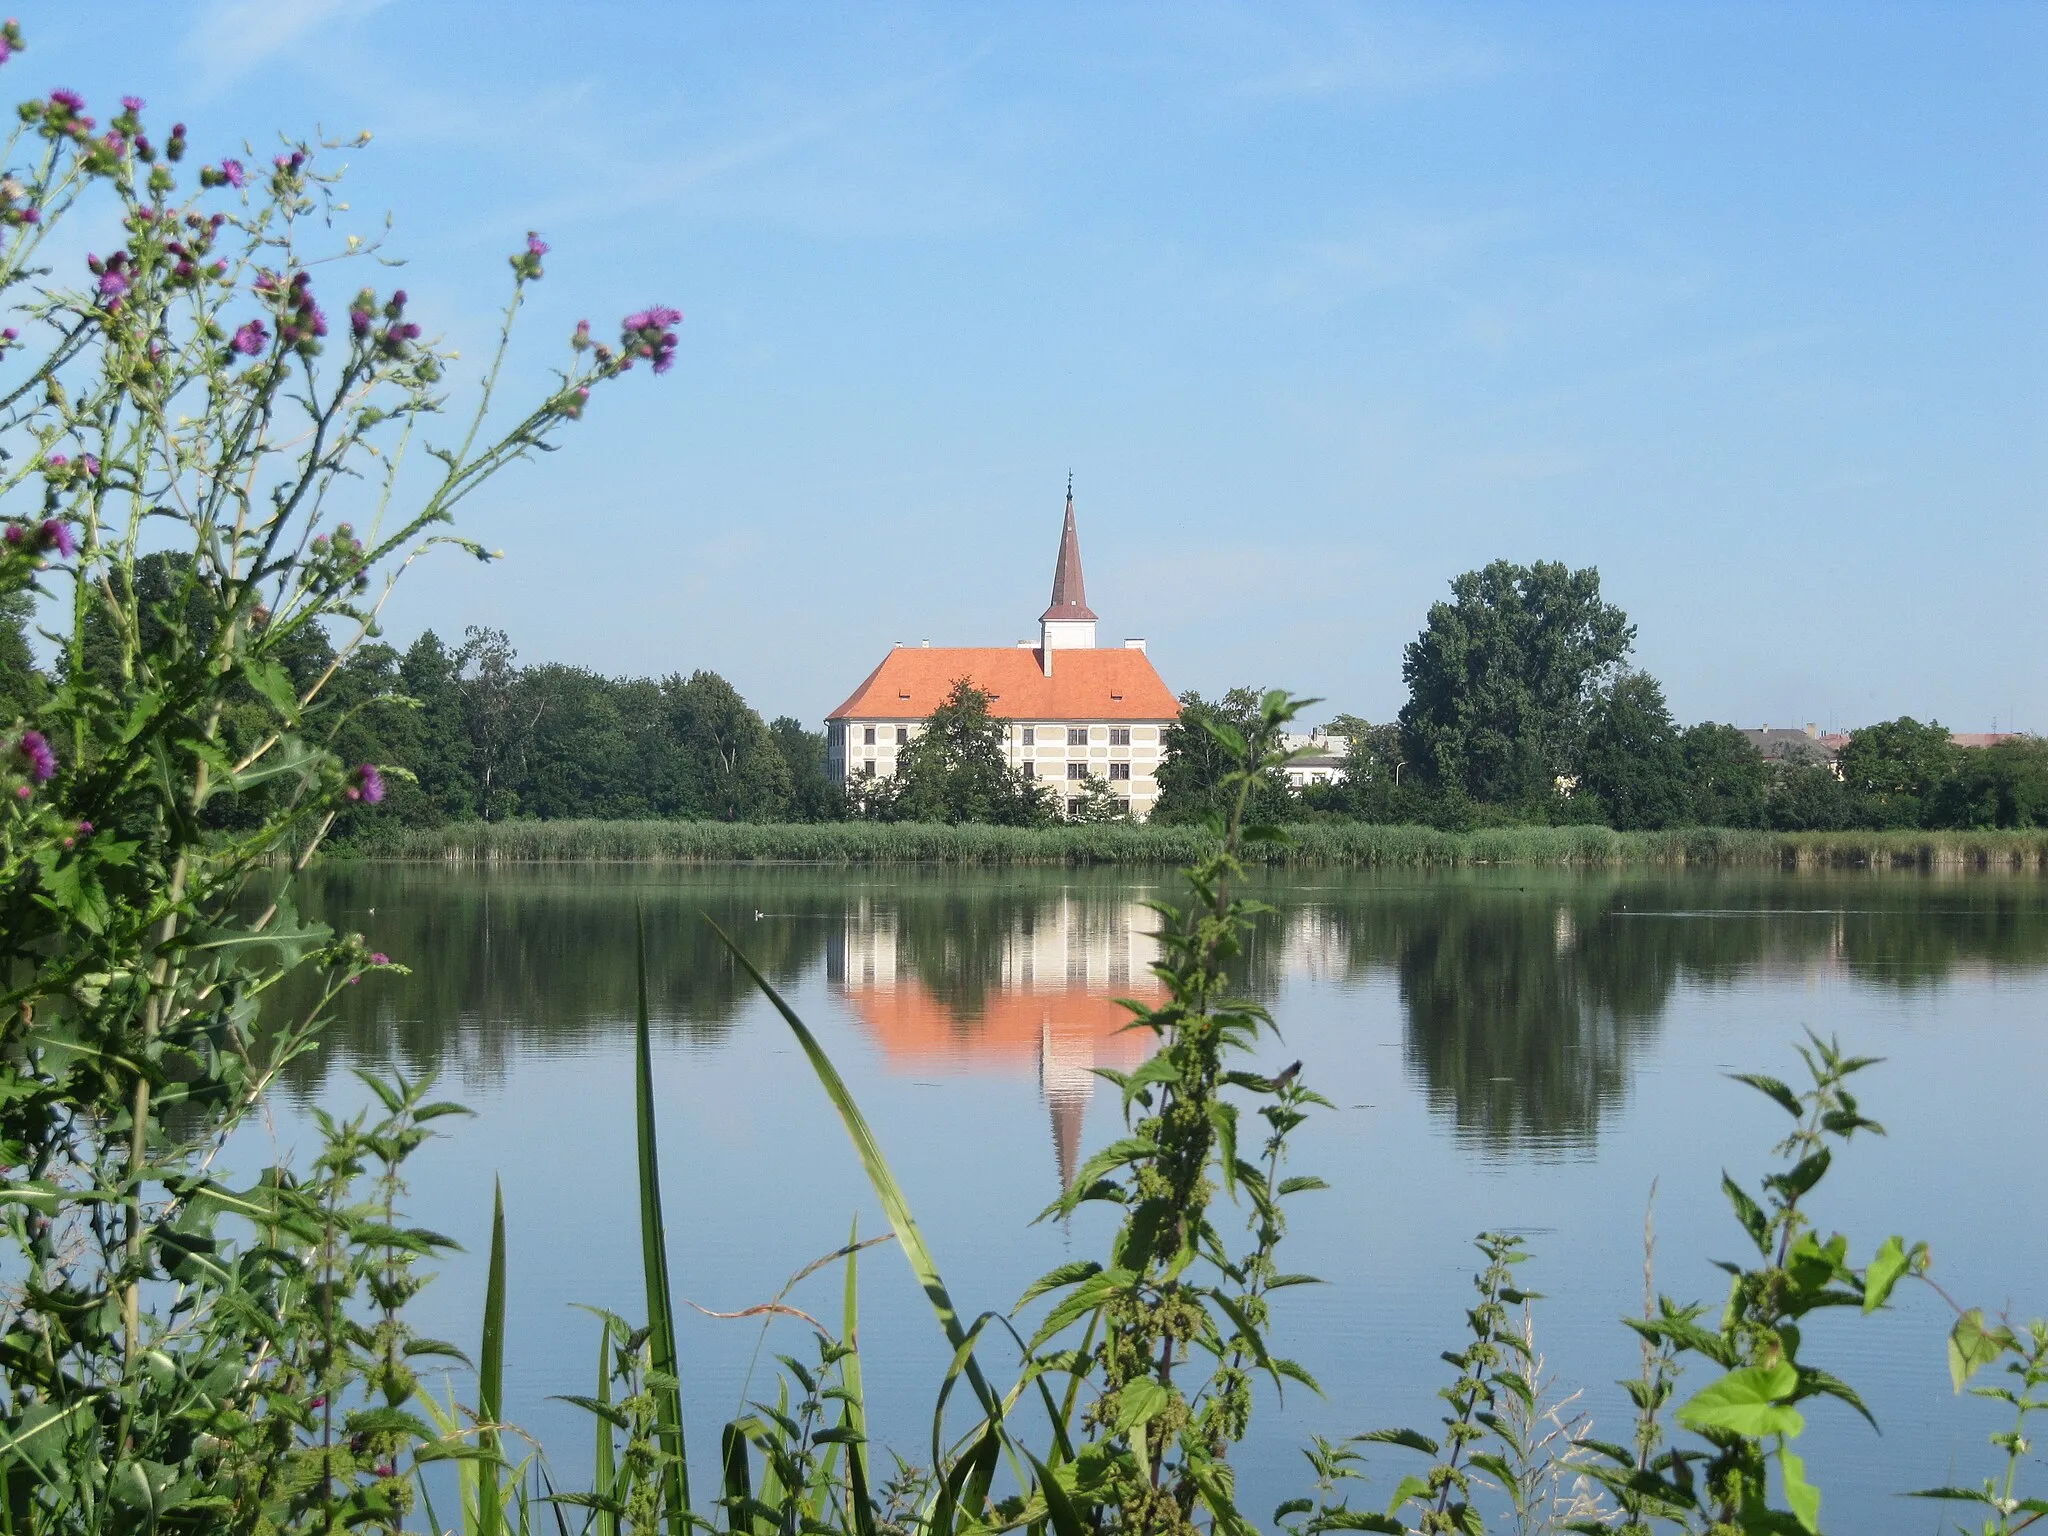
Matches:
[267,863,2048,1527]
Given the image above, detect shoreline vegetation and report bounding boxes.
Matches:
[340,818,2048,870]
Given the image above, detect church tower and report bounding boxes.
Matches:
[1039,484,1098,659]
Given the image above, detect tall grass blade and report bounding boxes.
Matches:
[480,1177,507,1536]
[635,912,692,1527]
[707,919,1001,1420]
[594,1321,617,1536]
[840,1215,874,1536]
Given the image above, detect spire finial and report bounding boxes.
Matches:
[1066,468,1073,501]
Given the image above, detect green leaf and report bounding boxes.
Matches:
[1948,1308,2013,1392]
[478,1178,506,1536]
[1114,1379,1174,1434]
[1861,1235,1910,1313]
[1731,1072,1804,1118]
[1357,1427,1438,1455]
[1722,1173,1770,1254]
[1780,1447,1821,1532]
[1676,1362,1804,1439]
[635,916,692,1523]
[241,657,302,723]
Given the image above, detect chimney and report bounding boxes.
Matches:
[921,639,930,648]
[1123,638,1146,653]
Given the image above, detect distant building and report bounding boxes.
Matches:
[1740,724,1841,766]
[1279,729,1349,789]
[1738,723,2029,768]
[826,490,1179,819]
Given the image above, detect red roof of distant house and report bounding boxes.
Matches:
[828,646,1178,721]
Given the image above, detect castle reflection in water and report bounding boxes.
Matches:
[827,895,1164,1190]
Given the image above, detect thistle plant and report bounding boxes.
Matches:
[0,25,672,1531]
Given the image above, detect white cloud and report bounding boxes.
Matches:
[184,0,392,92]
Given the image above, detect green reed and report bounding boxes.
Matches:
[348,817,2048,870]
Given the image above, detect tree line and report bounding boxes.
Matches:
[1154,559,2048,831]
[10,553,2038,833]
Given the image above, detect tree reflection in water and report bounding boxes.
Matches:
[280,864,2048,1154]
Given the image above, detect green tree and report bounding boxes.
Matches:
[1578,671,1688,829]
[0,586,39,717]
[1398,559,1636,805]
[1837,716,1957,828]
[457,625,529,820]
[865,678,1050,825]
[1928,737,2048,829]
[662,669,792,821]
[396,630,476,822]
[770,715,846,822]
[1068,771,1131,822]
[1682,722,1770,828]
[1153,686,1294,825]
[1769,759,1860,831]
[514,664,644,819]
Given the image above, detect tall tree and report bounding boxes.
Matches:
[1398,560,1636,805]
[662,670,792,821]
[457,625,530,821]
[1152,688,1295,825]
[515,664,645,819]
[770,715,845,823]
[1836,716,1956,828]
[0,588,39,718]
[1928,737,2048,829]
[1680,722,1769,829]
[398,630,476,822]
[1578,672,1689,829]
[866,679,1051,825]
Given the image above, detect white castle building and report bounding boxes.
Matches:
[826,490,1179,819]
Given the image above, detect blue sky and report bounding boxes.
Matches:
[35,2,2048,731]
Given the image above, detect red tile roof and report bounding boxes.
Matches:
[829,646,1178,722]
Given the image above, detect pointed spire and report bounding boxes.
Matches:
[1041,483,1098,623]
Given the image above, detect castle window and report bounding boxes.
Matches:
[1110,762,1131,781]
[1021,762,1036,779]
[1066,763,1088,781]
[863,726,876,746]
[1110,728,1130,746]
[896,727,908,745]
[1022,726,1035,746]
[1067,799,1084,817]
[1067,727,1087,746]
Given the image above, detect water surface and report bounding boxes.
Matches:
[266,864,2048,1526]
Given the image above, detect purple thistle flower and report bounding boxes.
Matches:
[19,208,37,225]
[352,763,385,805]
[370,952,389,966]
[350,307,370,338]
[97,267,129,304]
[3,524,21,545]
[305,301,327,338]
[80,454,99,477]
[527,233,548,257]
[220,158,245,188]
[77,820,94,836]
[16,730,56,782]
[40,519,75,558]
[121,95,144,113]
[49,89,83,113]
[231,319,268,356]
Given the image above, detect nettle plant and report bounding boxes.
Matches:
[0,31,674,1533]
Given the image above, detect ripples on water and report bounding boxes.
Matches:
[259,865,2048,1527]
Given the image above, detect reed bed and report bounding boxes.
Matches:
[343,819,2048,870]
